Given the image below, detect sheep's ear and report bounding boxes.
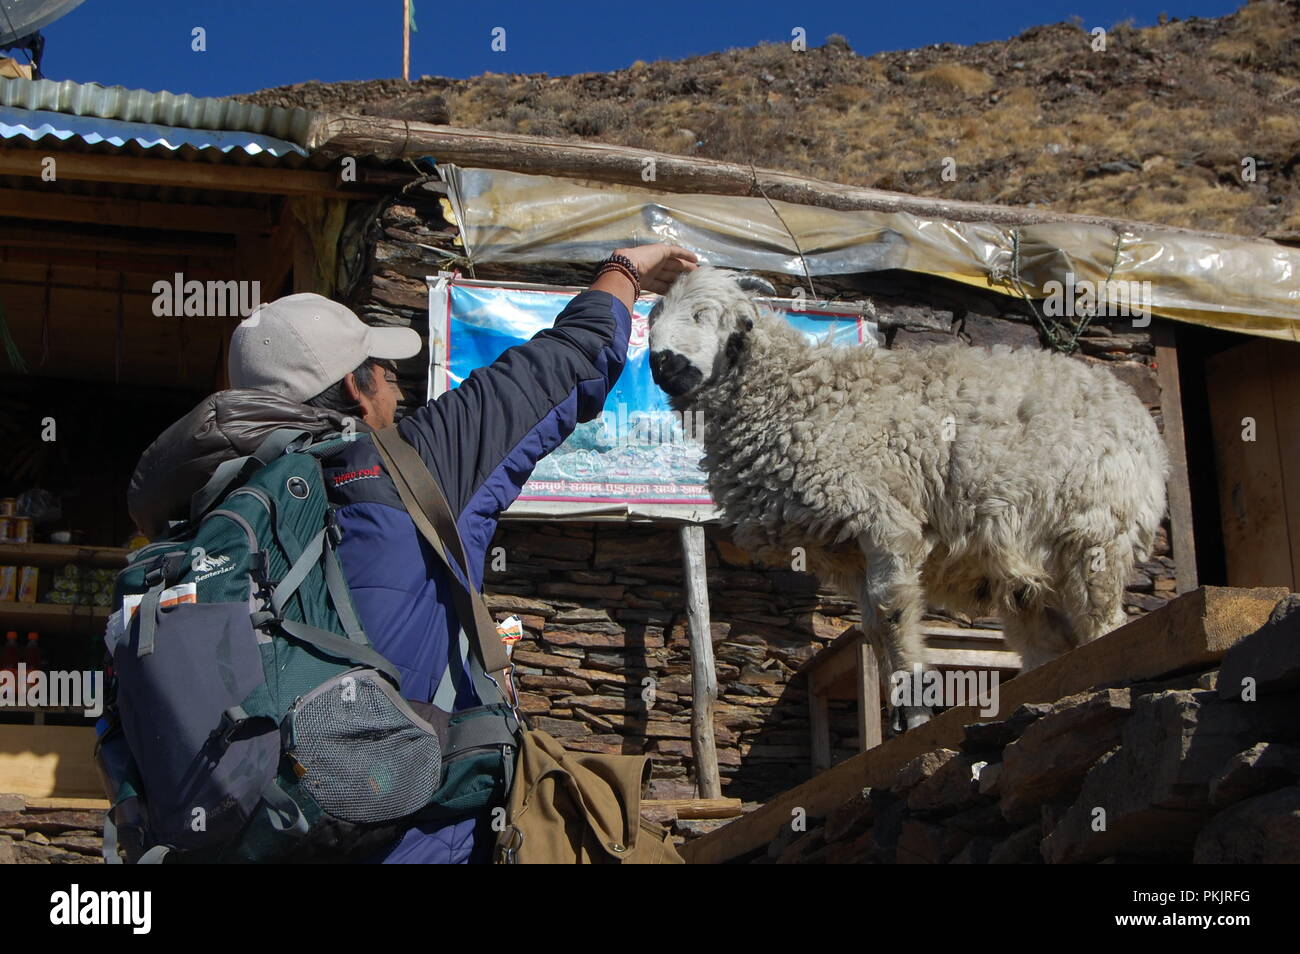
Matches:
[735,274,776,297]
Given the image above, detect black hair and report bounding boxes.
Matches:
[304,358,394,413]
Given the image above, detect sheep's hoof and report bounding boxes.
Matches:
[888,705,934,736]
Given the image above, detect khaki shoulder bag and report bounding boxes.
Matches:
[371,427,683,864]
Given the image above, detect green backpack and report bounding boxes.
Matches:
[96,427,521,863]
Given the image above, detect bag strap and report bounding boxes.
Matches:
[190,427,309,523]
[370,427,513,698]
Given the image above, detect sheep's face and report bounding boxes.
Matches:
[648,267,769,405]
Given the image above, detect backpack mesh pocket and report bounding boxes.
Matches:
[289,670,443,824]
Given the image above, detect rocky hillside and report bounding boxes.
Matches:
[239,0,1300,238]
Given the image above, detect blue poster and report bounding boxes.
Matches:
[433,281,874,510]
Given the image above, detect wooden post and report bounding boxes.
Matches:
[808,689,831,773]
[402,0,411,81]
[1153,322,1198,593]
[680,524,721,799]
[856,640,883,751]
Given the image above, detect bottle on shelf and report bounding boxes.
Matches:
[1,630,18,675]
[24,632,41,690]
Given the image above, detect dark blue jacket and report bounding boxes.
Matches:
[321,289,630,863]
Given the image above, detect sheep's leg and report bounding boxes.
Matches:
[1001,607,1079,672]
[1049,539,1131,654]
[856,542,931,733]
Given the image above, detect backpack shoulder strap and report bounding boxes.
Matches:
[370,426,513,695]
[190,428,310,523]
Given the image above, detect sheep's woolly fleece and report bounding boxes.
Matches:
[649,267,1169,673]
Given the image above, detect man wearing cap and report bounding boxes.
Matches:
[128,244,698,864]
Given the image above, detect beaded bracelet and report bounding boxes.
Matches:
[598,262,640,297]
[598,260,639,293]
[598,253,641,298]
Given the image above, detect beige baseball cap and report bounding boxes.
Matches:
[229,293,421,403]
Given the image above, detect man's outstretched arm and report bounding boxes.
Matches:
[396,244,697,581]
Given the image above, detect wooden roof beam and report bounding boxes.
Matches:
[310,113,1255,241]
[0,148,376,200]
[0,223,235,258]
[0,187,274,234]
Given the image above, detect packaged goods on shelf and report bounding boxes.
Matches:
[17,566,38,603]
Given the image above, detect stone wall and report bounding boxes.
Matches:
[0,797,102,864]
[763,593,1300,864]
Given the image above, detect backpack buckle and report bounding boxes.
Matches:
[208,709,243,752]
[325,509,343,548]
[497,826,523,864]
[249,551,273,596]
[145,551,188,588]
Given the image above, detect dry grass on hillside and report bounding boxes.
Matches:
[240,0,1300,237]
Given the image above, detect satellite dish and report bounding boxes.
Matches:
[0,0,86,47]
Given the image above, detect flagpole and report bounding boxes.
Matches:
[403,0,411,80]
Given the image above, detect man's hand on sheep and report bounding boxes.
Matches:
[592,244,699,308]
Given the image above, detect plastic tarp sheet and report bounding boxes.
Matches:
[427,275,877,522]
[440,163,1300,343]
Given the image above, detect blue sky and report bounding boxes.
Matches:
[35,0,1245,98]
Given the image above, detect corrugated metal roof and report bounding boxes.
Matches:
[0,105,310,158]
[0,78,317,146]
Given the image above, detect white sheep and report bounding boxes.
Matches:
[648,267,1169,731]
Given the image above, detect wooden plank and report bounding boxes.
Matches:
[235,209,296,305]
[0,608,109,638]
[1266,340,1300,590]
[856,641,882,751]
[813,631,1018,698]
[919,624,1006,642]
[0,260,179,292]
[22,795,109,810]
[808,690,831,774]
[0,724,101,799]
[807,637,862,687]
[680,525,721,799]
[0,542,129,568]
[0,222,236,258]
[1153,323,1199,593]
[0,187,273,233]
[1207,341,1292,586]
[1,280,231,387]
[924,647,1023,669]
[681,586,1286,864]
[0,244,236,278]
[642,798,743,820]
[0,148,358,199]
[312,114,1246,239]
[0,601,110,625]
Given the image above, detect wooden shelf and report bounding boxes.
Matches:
[0,542,130,568]
[0,601,109,635]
